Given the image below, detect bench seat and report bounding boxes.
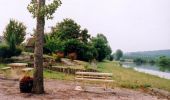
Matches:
[75,71,114,89]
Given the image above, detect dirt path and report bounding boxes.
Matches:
[0,78,167,100]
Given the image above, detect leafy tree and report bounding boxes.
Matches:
[51,18,91,42]
[44,34,64,54]
[49,19,92,61]
[2,20,24,58]
[91,34,112,61]
[107,54,114,61]
[52,18,81,40]
[4,19,26,46]
[64,39,81,54]
[77,43,97,62]
[115,49,123,60]
[27,0,61,94]
[79,28,91,43]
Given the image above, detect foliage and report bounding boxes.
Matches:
[80,28,91,43]
[157,56,170,67]
[1,20,24,58]
[64,39,81,54]
[44,34,64,54]
[63,39,97,62]
[123,50,170,61]
[133,58,146,65]
[51,18,81,40]
[107,54,114,61]
[115,49,123,60]
[51,18,91,41]
[45,19,112,62]
[0,45,11,58]
[77,43,97,62]
[27,0,62,19]
[0,44,22,58]
[91,34,112,61]
[3,19,26,46]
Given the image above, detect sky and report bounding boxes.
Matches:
[0,0,170,52]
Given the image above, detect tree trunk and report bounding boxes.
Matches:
[32,0,45,94]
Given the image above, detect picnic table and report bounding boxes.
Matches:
[8,63,28,79]
[8,63,28,69]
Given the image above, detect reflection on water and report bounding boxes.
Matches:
[122,62,170,80]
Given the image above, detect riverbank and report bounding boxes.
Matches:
[97,61,170,92]
[122,62,170,79]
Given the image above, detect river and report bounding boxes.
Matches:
[122,62,170,80]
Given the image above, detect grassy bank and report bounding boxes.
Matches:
[97,61,170,91]
[44,60,170,91]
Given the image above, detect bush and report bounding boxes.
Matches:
[0,45,11,58]
[14,47,22,56]
[0,45,22,58]
[157,56,170,67]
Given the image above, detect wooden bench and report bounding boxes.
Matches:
[75,72,114,89]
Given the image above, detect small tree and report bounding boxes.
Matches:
[91,34,112,62]
[51,18,81,40]
[115,49,123,60]
[4,19,26,46]
[27,0,61,94]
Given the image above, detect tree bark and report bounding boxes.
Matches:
[32,0,45,94]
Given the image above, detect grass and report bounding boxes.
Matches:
[44,69,74,80]
[0,63,7,68]
[97,60,170,91]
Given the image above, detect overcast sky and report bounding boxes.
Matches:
[0,0,170,52]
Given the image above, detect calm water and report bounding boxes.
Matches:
[122,62,170,80]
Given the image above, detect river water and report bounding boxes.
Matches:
[122,62,170,80]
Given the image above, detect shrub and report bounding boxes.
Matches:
[0,45,22,58]
[14,47,22,56]
[0,45,11,58]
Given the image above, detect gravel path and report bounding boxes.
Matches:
[0,78,167,100]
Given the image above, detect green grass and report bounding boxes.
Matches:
[44,69,74,80]
[0,63,7,68]
[97,61,170,91]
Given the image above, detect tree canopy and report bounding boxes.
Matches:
[91,33,112,61]
[4,19,26,46]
